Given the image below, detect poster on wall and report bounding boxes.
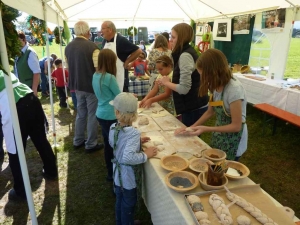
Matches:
[261,8,286,29]
[213,18,232,41]
[233,14,251,34]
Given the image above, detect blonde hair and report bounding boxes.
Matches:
[196,49,232,96]
[154,35,168,51]
[115,110,138,125]
[156,55,173,68]
[171,23,194,53]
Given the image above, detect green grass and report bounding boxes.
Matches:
[0,43,299,223]
[249,37,300,78]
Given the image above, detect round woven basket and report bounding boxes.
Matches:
[203,149,226,163]
[160,155,189,172]
[165,171,199,192]
[189,158,213,173]
[225,160,250,180]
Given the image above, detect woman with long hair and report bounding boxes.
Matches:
[175,49,248,161]
[92,49,120,181]
[157,23,208,126]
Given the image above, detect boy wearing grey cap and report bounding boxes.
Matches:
[109,92,157,224]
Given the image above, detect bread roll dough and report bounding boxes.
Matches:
[138,116,149,125]
[237,215,251,225]
[195,211,208,220]
[187,195,201,204]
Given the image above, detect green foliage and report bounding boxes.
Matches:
[128,26,137,37]
[26,15,46,46]
[0,1,21,73]
[63,20,71,44]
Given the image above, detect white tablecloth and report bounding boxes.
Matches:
[234,74,300,116]
[140,104,299,224]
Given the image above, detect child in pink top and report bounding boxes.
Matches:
[128,52,150,77]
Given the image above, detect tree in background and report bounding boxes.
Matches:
[0,1,21,73]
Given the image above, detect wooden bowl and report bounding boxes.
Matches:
[165,171,199,193]
[198,172,228,191]
[203,149,226,163]
[161,155,189,172]
[225,160,250,180]
[189,158,213,173]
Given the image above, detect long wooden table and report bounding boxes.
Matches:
[139,103,299,224]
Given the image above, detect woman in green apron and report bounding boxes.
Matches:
[175,49,248,161]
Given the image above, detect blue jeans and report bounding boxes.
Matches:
[96,117,117,178]
[73,91,98,149]
[40,71,49,93]
[181,106,208,127]
[115,185,137,225]
[71,92,77,110]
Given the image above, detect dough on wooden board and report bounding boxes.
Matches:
[138,116,149,125]
[157,146,165,152]
[185,127,193,131]
[153,141,163,146]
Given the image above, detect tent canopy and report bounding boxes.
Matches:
[3,0,300,25]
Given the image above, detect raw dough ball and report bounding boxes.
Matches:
[185,127,193,131]
[138,116,149,125]
[157,146,165,152]
[153,141,163,146]
[199,219,211,225]
[237,215,251,225]
[187,195,201,204]
[195,211,208,220]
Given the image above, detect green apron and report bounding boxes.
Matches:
[209,86,244,160]
[111,123,143,207]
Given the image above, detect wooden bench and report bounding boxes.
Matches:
[254,103,300,135]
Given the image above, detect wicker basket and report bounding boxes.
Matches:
[160,155,189,172]
[241,65,250,74]
[198,171,228,191]
[225,160,250,180]
[165,171,199,192]
[203,149,226,163]
[189,158,213,173]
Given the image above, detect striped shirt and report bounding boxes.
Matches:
[109,124,147,190]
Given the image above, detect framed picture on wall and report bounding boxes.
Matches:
[262,8,286,30]
[213,18,232,41]
[233,14,251,34]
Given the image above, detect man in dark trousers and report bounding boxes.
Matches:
[0,71,57,201]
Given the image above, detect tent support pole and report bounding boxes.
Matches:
[132,0,142,44]
[56,14,69,109]
[0,8,38,225]
[43,1,58,147]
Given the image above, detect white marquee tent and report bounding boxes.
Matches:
[3,0,300,24]
[1,0,300,224]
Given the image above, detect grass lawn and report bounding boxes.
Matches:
[249,37,300,78]
[0,43,299,224]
